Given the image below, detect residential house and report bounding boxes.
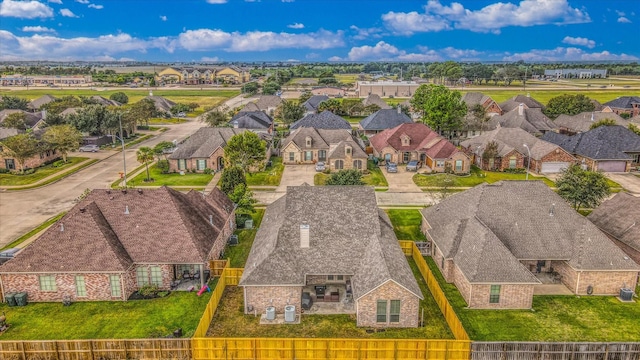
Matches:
[0,129,59,171]
[542,125,640,172]
[290,111,352,130]
[0,109,45,130]
[588,193,640,265]
[240,186,423,327]
[90,96,121,107]
[461,92,502,116]
[281,128,367,170]
[499,95,544,113]
[460,127,576,174]
[303,95,329,114]
[457,92,503,141]
[229,111,273,132]
[362,94,391,110]
[0,187,235,302]
[420,181,639,309]
[156,67,183,84]
[254,95,283,115]
[156,67,215,85]
[359,108,414,136]
[603,96,640,118]
[554,111,628,135]
[370,123,470,174]
[215,66,250,84]
[144,93,177,114]
[311,87,345,97]
[240,102,261,113]
[487,104,557,136]
[28,95,57,110]
[60,107,81,117]
[169,127,247,173]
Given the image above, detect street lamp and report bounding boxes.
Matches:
[113,111,129,187]
[523,144,530,180]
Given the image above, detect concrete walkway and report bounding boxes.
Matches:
[204,172,222,194]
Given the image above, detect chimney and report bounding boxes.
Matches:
[549,203,555,216]
[518,103,524,116]
[79,207,86,213]
[300,224,310,248]
[124,205,130,215]
[41,109,47,120]
[397,106,401,114]
[209,215,213,225]
[60,223,64,232]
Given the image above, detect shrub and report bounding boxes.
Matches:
[0,168,9,174]
[52,160,66,168]
[203,168,213,175]
[504,168,527,174]
[156,160,170,174]
[138,284,159,297]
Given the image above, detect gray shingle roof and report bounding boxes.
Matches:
[327,139,368,160]
[462,92,491,107]
[290,111,351,130]
[170,127,246,159]
[255,95,283,110]
[460,127,568,160]
[421,181,639,283]
[604,96,640,110]
[282,128,356,151]
[229,111,273,129]
[144,96,176,113]
[240,186,422,300]
[91,96,121,107]
[499,95,544,112]
[588,192,640,253]
[0,109,43,129]
[487,107,557,136]
[303,95,329,112]
[28,94,57,110]
[363,94,391,109]
[541,125,640,160]
[0,128,20,140]
[359,109,413,131]
[240,102,260,112]
[554,112,628,133]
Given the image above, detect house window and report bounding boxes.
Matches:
[345,146,351,155]
[335,160,344,169]
[455,160,463,172]
[75,275,87,297]
[436,160,444,168]
[353,160,363,169]
[489,285,501,303]
[110,275,121,297]
[178,159,186,170]
[136,267,149,287]
[196,159,206,171]
[403,152,410,163]
[289,152,295,161]
[509,157,517,169]
[633,154,640,163]
[305,136,312,147]
[390,300,401,323]
[327,275,334,280]
[305,151,313,161]
[318,150,326,161]
[150,266,163,286]
[376,300,387,322]
[5,159,15,170]
[39,275,57,291]
[337,275,344,281]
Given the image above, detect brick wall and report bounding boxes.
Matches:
[452,264,534,309]
[243,286,302,314]
[0,150,59,170]
[553,261,638,295]
[520,260,552,273]
[356,280,420,328]
[281,142,304,164]
[498,150,525,171]
[431,245,454,282]
[169,147,225,173]
[529,148,576,174]
[206,209,236,262]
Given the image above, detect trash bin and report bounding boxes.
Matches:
[5,293,17,307]
[14,292,28,306]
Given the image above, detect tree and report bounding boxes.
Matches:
[241,82,259,95]
[544,94,595,118]
[229,184,257,217]
[67,104,117,135]
[298,91,312,104]
[136,146,155,182]
[556,164,610,212]
[170,103,190,114]
[318,76,338,85]
[410,84,466,135]
[629,123,640,136]
[317,98,341,113]
[0,95,29,111]
[1,112,27,130]
[326,169,364,185]
[0,133,38,173]
[589,118,618,129]
[109,92,129,104]
[43,124,82,162]
[262,81,281,95]
[275,100,305,124]
[220,166,247,195]
[42,96,83,115]
[129,98,157,127]
[481,141,499,168]
[152,141,174,161]
[224,132,266,174]
[201,106,229,127]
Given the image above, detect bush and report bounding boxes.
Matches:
[203,168,213,175]
[52,160,66,168]
[156,160,170,174]
[323,168,331,174]
[503,168,527,174]
[0,168,9,174]
[138,284,159,297]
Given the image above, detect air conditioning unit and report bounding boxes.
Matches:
[619,288,634,302]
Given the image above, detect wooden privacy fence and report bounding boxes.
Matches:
[193,266,244,338]
[399,241,470,341]
[471,342,640,360]
[209,259,228,276]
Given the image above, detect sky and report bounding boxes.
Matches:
[0,0,638,63]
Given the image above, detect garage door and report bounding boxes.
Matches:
[541,162,570,173]
[598,161,626,172]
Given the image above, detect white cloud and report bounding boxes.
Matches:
[328,56,342,62]
[75,0,88,3]
[0,0,54,19]
[48,0,62,3]
[287,23,304,29]
[440,46,483,60]
[383,0,591,35]
[201,56,220,62]
[282,0,294,2]
[347,41,403,61]
[503,47,638,61]
[177,28,344,52]
[59,8,78,17]
[206,0,227,4]
[341,42,490,61]
[22,25,56,33]
[349,25,383,40]
[618,17,631,23]
[88,4,102,9]
[615,10,625,16]
[562,36,595,48]
[159,15,167,21]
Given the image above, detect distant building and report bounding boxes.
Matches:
[543,69,607,79]
[156,66,250,85]
[355,81,421,98]
[0,74,92,86]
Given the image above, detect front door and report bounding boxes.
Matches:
[5,159,15,170]
[217,157,225,171]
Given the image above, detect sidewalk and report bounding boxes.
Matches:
[204,172,222,194]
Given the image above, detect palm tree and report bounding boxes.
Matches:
[136,146,155,182]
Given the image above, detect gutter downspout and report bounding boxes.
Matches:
[576,271,582,294]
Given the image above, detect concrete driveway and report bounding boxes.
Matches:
[382,166,422,192]
[606,173,640,195]
[276,165,317,192]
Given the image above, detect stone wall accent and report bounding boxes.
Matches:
[356,280,420,328]
[244,286,302,314]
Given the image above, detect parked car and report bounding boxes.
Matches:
[406,160,420,171]
[315,161,325,172]
[386,162,398,173]
[78,144,100,152]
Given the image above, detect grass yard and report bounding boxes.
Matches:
[343,116,366,124]
[425,257,640,342]
[460,89,637,105]
[207,257,452,339]
[385,209,427,241]
[223,209,265,268]
[127,164,213,187]
[0,157,88,186]
[413,166,555,188]
[148,117,188,125]
[245,157,284,187]
[0,288,215,340]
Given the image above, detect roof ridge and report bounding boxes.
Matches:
[84,201,134,268]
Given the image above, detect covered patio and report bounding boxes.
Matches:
[301,281,355,315]
[170,264,210,291]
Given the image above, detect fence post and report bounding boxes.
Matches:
[21,341,26,360]
[90,340,95,360]
[54,340,60,360]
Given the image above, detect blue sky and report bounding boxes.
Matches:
[0,0,638,62]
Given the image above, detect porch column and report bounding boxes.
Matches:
[200,264,205,289]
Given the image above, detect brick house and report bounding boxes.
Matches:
[370,123,470,174]
[420,181,639,309]
[603,96,640,118]
[229,111,274,132]
[0,187,235,302]
[460,127,576,174]
[487,104,557,136]
[554,111,629,135]
[281,128,368,171]
[240,186,423,327]
[359,108,413,136]
[169,127,248,173]
[499,95,544,113]
[542,125,640,172]
[0,130,60,171]
[588,193,640,265]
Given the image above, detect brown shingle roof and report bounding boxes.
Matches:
[554,112,628,133]
[370,123,463,160]
[460,127,571,160]
[588,192,640,253]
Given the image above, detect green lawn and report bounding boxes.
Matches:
[425,257,640,341]
[127,164,213,187]
[413,166,555,188]
[245,157,284,186]
[0,288,215,340]
[148,117,188,125]
[0,157,88,186]
[314,163,388,187]
[223,209,264,268]
[385,209,427,241]
[343,116,366,124]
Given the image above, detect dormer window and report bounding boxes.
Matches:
[305,136,312,147]
[345,145,352,155]
[401,135,410,146]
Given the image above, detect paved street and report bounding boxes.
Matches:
[606,173,640,195]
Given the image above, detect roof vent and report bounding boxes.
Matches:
[106,189,111,194]
[122,189,127,194]
[518,103,524,116]
[397,106,401,114]
[125,205,130,215]
[549,203,555,216]
[60,223,64,232]
[300,224,310,248]
[209,215,213,225]
[79,207,86,213]
[137,189,143,195]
